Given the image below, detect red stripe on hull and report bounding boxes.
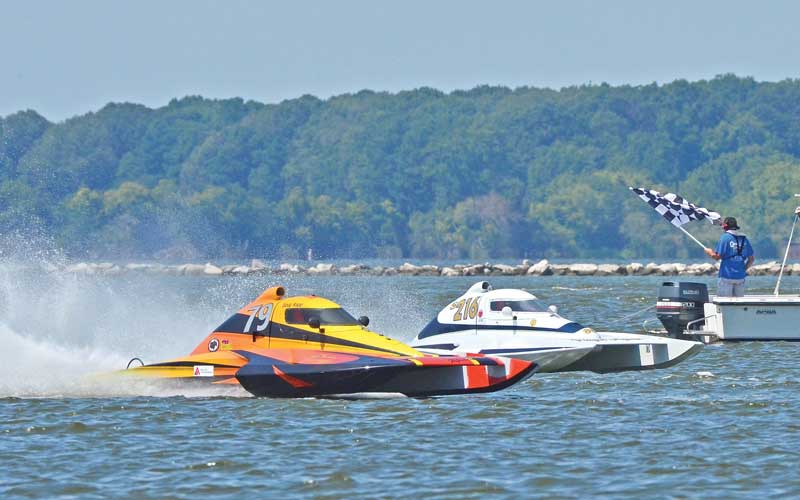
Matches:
[272,365,315,388]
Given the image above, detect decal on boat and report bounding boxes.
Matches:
[208,338,219,352]
[244,303,273,333]
[193,365,214,377]
[449,297,480,322]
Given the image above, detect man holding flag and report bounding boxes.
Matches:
[704,216,755,297]
[629,187,755,297]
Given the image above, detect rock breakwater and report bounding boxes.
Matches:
[52,259,800,277]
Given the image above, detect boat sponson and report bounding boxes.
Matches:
[233,349,536,397]
[557,341,703,373]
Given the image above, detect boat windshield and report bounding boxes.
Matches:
[284,308,359,326]
[489,299,548,313]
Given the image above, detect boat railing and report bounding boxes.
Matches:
[773,195,800,296]
[681,315,719,344]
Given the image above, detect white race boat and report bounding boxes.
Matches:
[411,282,703,373]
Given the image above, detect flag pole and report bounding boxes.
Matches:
[676,225,708,250]
[773,206,800,296]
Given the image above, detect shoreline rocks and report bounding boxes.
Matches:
[46,259,800,277]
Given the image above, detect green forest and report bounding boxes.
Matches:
[1,74,799,260]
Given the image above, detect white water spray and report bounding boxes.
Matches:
[0,242,244,397]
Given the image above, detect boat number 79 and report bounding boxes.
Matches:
[244,304,273,333]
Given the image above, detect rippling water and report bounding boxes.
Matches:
[1,268,799,498]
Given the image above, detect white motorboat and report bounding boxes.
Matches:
[411,282,703,373]
[705,295,800,340]
[656,200,800,342]
[657,283,800,342]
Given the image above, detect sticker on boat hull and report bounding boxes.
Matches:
[193,365,214,377]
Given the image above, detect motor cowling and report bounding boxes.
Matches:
[656,282,709,339]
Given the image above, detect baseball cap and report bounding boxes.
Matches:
[723,217,740,230]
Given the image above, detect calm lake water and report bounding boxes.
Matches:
[1,268,799,498]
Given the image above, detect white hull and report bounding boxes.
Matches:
[472,342,599,373]
[501,346,598,372]
[415,346,597,373]
[413,331,702,373]
[701,295,800,341]
[560,332,703,373]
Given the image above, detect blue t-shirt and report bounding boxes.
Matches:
[715,232,754,279]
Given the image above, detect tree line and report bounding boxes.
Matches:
[1,75,799,260]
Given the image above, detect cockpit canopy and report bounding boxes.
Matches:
[489,299,548,313]
[284,307,359,326]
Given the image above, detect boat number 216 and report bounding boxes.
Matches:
[450,297,479,321]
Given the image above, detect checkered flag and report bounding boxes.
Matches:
[629,187,721,227]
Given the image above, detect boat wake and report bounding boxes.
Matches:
[0,254,249,398]
[0,320,253,398]
[0,321,120,397]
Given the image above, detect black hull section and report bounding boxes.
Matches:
[379,363,538,397]
[236,361,409,398]
[233,350,537,398]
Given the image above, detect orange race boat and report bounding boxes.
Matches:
[120,286,537,397]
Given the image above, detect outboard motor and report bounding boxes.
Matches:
[656,282,709,339]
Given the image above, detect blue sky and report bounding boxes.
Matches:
[1,0,798,121]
